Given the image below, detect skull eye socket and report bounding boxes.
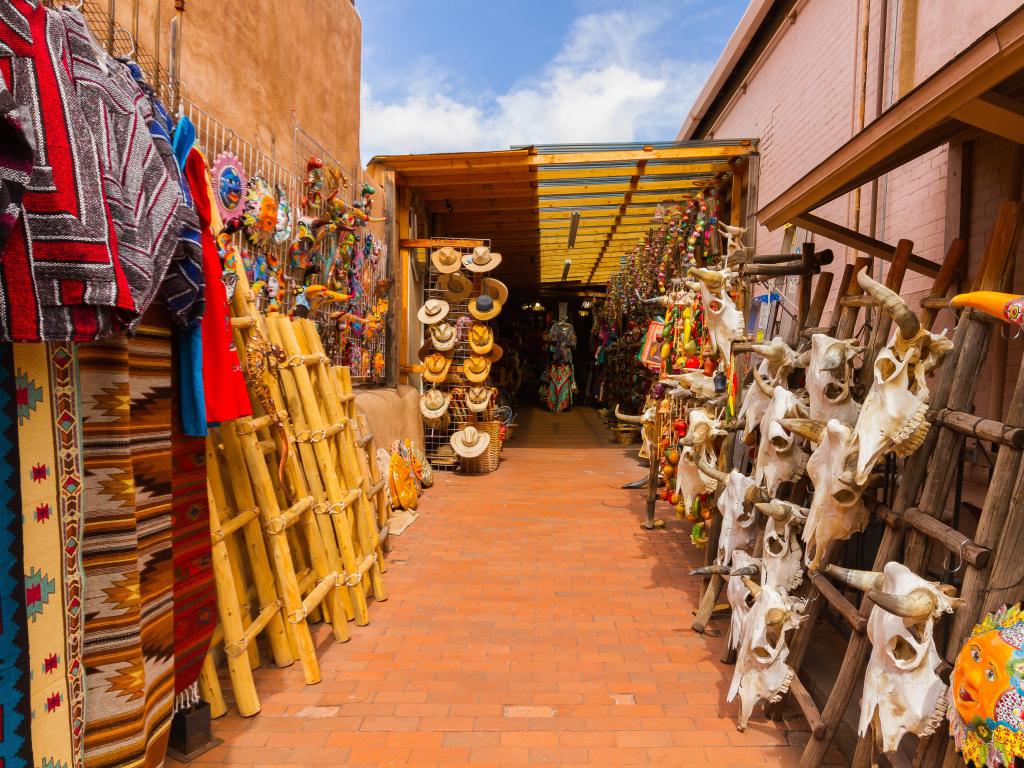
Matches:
[890,635,919,662]
[877,358,898,381]
[765,535,785,557]
[823,382,846,401]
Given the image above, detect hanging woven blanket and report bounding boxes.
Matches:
[0,343,32,768]
[12,343,85,768]
[80,311,175,768]
[169,399,214,714]
[541,363,575,413]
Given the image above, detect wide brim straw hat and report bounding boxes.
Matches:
[451,425,491,458]
[429,321,457,351]
[462,246,502,273]
[469,293,502,321]
[462,354,491,383]
[439,272,472,302]
[465,385,493,413]
[468,322,493,355]
[417,298,450,325]
[420,388,451,419]
[489,342,504,364]
[422,352,453,383]
[482,277,509,305]
[430,246,463,274]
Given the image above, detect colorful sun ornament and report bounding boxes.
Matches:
[948,604,1024,768]
[211,151,248,224]
[243,175,279,248]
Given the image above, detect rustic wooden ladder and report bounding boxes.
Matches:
[790,203,1023,768]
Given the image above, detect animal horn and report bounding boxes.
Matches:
[751,343,784,361]
[730,565,760,577]
[756,501,793,522]
[820,343,848,373]
[614,405,643,424]
[687,267,726,289]
[695,455,730,483]
[752,367,774,397]
[866,587,937,620]
[794,350,811,368]
[824,564,884,592]
[742,576,762,599]
[745,484,770,504]
[765,607,789,627]
[857,267,921,340]
[779,418,827,444]
[690,565,732,576]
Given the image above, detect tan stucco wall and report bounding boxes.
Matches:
[115,0,362,174]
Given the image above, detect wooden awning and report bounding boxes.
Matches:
[370,141,756,290]
[757,6,1024,276]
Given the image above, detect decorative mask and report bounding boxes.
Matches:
[826,562,962,754]
[688,267,744,359]
[752,374,809,495]
[781,418,866,569]
[848,269,953,486]
[243,176,279,248]
[805,333,862,426]
[948,605,1024,768]
[728,578,806,731]
[212,151,248,224]
[272,185,292,246]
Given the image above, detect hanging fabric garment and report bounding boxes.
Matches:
[184,149,251,426]
[0,344,33,768]
[0,1,136,342]
[12,343,85,768]
[61,8,193,336]
[0,77,33,253]
[540,363,575,413]
[80,308,175,768]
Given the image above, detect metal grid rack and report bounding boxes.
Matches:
[420,242,505,474]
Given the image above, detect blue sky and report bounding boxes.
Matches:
[358,1,749,161]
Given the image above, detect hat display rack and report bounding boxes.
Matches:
[419,242,509,474]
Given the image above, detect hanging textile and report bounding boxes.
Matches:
[0,0,136,342]
[13,343,85,768]
[540,364,575,413]
[169,394,214,713]
[0,77,33,253]
[80,310,175,768]
[0,344,32,768]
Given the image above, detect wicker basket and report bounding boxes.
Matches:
[612,426,640,445]
[460,421,503,474]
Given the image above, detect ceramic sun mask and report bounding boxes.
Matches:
[212,151,248,223]
[243,176,279,248]
[948,605,1024,768]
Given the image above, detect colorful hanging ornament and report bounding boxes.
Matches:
[211,151,248,223]
[948,605,1024,768]
[243,176,278,247]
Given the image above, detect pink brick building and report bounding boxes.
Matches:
[678,0,1024,421]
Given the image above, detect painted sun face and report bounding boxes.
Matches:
[219,167,243,211]
[953,630,1014,724]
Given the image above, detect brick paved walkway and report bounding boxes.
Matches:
[184,406,824,767]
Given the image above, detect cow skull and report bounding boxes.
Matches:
[713,469,759,568]
[719,223,748,256]
[806,333,863,425]
[688,267,744,359]
[675,412,727,512]
[728,579,806,731]
[615,403,658,457]
[848,269,954,486]
[753,375,809,495]
[759,503,806,592]
[739,338,800,444]
[825,562,962,754]
[781,418,866,569]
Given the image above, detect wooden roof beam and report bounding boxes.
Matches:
[794,213,941,277]
[953,92,1024,144]
[587,161,645,282]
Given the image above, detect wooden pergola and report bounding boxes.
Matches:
[369,141,756,291]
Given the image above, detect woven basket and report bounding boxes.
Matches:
[612,426,640,445]
[460,421,503,474]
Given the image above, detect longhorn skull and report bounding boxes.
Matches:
[826,562,962,754]
[848,269,954,486]
[728,579,807,731]
[688,267,745,359]
[806,333,863,425]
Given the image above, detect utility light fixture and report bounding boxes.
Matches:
[567,211,581,248]
[561,259,571,282]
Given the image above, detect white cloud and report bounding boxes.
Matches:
[361,8,713,162]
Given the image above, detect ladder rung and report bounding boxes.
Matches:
[356,432,374,447]
[231,316,255,329]
[810,571,867,634]
[930,407,1024,449]
[367,478,386,498]
[211,506,260,544]
[901,506,990,569]
[789,674,825,739]
[236,411,287,433]
[301,573,338,617]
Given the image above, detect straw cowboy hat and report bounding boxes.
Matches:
[429,321,457,352]
[417,298,450,325]
[422,351,453,383]
[420,388,451,419]
[438,272,472,302]
[468,322,493,355]
[462,246,502,273]
[462,354,491,383]
[450,425,490,458]
[465,385,493,413]
[488,342,504,364]
[430,246,463,274]
[469,293,502,321]
[482,277,509,305]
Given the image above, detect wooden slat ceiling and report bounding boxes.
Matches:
[370,141,755,291]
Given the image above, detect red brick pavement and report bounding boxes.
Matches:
[178,407,839,767]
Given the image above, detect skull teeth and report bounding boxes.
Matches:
[766,666,796,704]
[893,405,930,457]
